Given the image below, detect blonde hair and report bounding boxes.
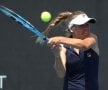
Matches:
[43,11,85,36]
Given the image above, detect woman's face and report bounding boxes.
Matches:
[71,23,90,39]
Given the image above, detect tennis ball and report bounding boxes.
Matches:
[40,11,52,22]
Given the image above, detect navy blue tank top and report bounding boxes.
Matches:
[63,46,99,90]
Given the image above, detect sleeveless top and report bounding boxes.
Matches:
[63,46,99,90]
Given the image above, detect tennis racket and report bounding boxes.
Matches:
[0,5,48,42]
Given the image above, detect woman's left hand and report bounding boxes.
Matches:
[48,36,62,45]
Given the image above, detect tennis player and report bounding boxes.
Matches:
[45,11,99,90]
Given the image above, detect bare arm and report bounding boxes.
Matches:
[50,44,66,78]
[48,33,97,50]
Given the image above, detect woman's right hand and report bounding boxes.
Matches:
[49,44,66,58]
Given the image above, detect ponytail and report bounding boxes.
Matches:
[43,11,72,36]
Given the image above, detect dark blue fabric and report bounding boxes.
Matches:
[63,47,99,90]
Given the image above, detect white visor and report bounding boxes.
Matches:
[68,14,96,29]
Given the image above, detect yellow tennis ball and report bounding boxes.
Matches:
[40,11,51,22]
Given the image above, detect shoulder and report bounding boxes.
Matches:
[90,33,99,55]
[83,33,98,47]
[85,33,97,42]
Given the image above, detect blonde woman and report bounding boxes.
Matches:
[39,11,99,90]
